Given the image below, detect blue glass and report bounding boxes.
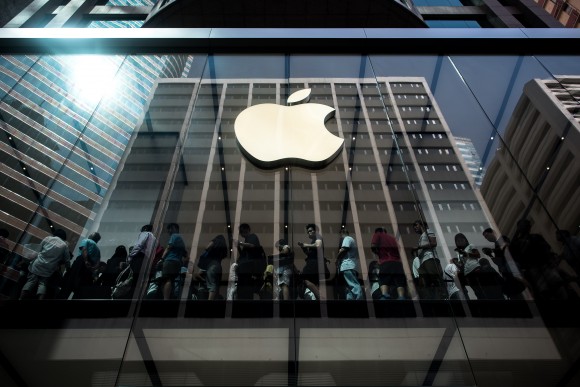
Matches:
[426,20,481,28]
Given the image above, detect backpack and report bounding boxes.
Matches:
[111,265,133,299]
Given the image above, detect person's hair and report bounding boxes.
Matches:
[88,232,101,243]
[482,228,494,235]
[239,223,250,233]
[413,219,427,229]
[517,219,531,229]
[53,229,67,241]
[211,235,228,258]
[340,228,349,235]
[167,223,180,232]
[115,245,128,258]
[275,239,288,248]
[375,227,384,233]
[141,224,153,232]
[454,233,469,248]
[305,224,317,232]
[0,228,9,238]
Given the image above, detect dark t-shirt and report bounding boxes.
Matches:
[304,234,324,262]
[239,233,260,262]
[238,233,262,275]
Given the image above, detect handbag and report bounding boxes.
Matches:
[111,265,133,299]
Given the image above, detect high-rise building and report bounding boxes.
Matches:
[455,136,485,187]
[533,0,580,27]
[481,76,580,248]
[1,2,580,387]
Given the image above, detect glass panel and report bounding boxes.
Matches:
[2,50,580,387]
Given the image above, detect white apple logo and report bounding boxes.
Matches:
[234,88,344,169]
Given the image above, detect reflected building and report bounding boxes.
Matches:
[0,54,192,261]
[481,76,580,249]
[455,136,485,187]
[533,0,580,27]
[94,76,499,301]
[1,2,580,387]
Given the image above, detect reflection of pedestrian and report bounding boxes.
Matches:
[59,232,101,299]
[444,258,465,300]
[234,223,262,300]
[511,219,566,299]
[337,228,363,300]
[371,227,406,300]
[199,235,228,300]
[455,233,504,300]
[297,224,324,300]
[412,220,445,300]
[20,229,70,300]
[128,224,156,281]
[274,239,294,300]
[161,223,187,300]
[98,245,127,289]
[482,228,525,299]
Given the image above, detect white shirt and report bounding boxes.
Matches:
[339,235,359,272]
[29,236,70,277]
[444,263,461,297]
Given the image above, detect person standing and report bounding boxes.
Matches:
[412,220,445,300]
[444,257,466,300]
[59,231,101,299]
[336,228,363,300]
[199,234,228,300]
[20,229,70,300]
[161,223,186,300]
[482,227,525,299]
[455,233,504,300]
[97,245,127,294]
[297,224,324,300]
[511,219,565,299]
[274,239,294,300]
[128,224,157,283]
[235,223,263,300]
[371,227,406,300]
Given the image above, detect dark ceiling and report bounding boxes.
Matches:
[143,0,428,28]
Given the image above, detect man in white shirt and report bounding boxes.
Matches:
[20,229,70,300]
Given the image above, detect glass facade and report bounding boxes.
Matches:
[1,48,580,386]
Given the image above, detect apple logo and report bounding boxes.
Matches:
[234,88,344,169]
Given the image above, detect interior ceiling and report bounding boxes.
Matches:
[143,0,428,28]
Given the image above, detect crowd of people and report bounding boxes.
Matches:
[1,217,578,302]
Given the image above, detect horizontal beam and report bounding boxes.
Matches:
[0,28,579,55]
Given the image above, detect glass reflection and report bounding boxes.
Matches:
[2,51,580,387]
